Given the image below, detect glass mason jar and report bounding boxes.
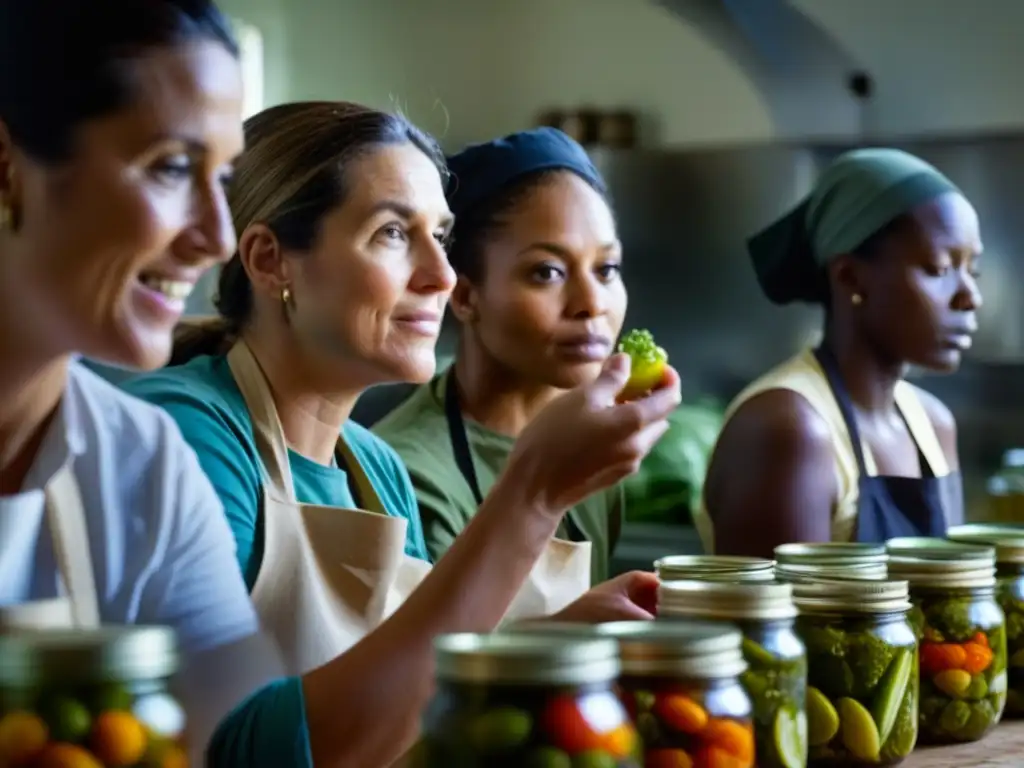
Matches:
[792,578,919,767]
[658,580,808,768]
[0,627,186,768]
[886,537,1007,745]
[416,633,640,768]
[654,555,776,584]
[504,620,757,768]
[601,621,755,768]
[948,523,1024,717]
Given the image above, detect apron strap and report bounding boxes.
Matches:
[894,383,950,476]
[335,439,388,516]
[45,463,100,628]
[226,341,297,499]
[812,346,874,476]
[228,340,389,514]
[443,370,588,543]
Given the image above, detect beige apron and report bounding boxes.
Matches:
[228,341,592,677]
[0,463,100,631]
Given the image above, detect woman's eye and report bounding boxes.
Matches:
[533,265,563,282]
[598,263,622,280]
[152,155,193,181]
[378,224,406,243]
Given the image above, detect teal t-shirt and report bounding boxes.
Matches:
[122,354,430,590]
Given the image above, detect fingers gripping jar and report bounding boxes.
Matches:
[792,578,919,767]
[416,633,640,768]
[0,627,187,768]
[886,537,1008,744]
[947,523,1024,717]
[658,579,808,768]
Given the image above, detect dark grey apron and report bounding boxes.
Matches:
[813,346,963,541]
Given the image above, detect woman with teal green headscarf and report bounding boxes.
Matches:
[696,148,983,556]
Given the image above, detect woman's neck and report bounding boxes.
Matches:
[822,316,907,416]
[0,329,70,494]
[242,320,362,466]
[452,336,562,438]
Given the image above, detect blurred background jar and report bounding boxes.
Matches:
[986,449,1024,523]
[0,626,186,768]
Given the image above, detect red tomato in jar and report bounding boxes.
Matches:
[542,695,606,754]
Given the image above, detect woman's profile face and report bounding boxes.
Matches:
[0,40,243,370]
[456,172,626,390]
[279,142,455,388]
[845,191,983,373]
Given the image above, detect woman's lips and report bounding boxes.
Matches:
[557,334,612,362]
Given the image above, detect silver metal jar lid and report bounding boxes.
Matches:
[0,626,179,687]
[947,524,1024,566]
[434,632,620,686]
[503,619,747,680]
[658,579,797,622]
[791,577,912,615]
[886,537,996,589]
[654,555,776,582]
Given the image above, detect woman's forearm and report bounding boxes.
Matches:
[300,465,561,767]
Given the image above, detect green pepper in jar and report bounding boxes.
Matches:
[738,637,807,768]
[798,619,917,766]
[915,598,1006,743]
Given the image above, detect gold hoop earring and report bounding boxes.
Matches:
[281,286,292,307]
[852,293,863,306]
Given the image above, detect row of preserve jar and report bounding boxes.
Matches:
[412,524,1024,768]
[0,523,1021,768]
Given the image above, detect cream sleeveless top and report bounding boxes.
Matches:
[694,349,949,552]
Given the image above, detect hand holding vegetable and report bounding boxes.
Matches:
[617,329,670,402]
[507,352,681,516]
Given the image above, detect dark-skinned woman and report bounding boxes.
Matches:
[698,148,982,557]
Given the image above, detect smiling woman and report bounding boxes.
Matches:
[0,1,299,766]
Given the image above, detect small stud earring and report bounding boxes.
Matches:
[281,286,292,307]
[852,293,863,306]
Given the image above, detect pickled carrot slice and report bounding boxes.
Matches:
[701,719,755,763]
[652,693,708,734]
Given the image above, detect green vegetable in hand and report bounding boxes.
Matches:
[617,329,668,400]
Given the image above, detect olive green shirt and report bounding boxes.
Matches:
[372,369,622,585]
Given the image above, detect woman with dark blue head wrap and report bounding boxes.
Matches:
[376,127,670,613]
[697,148,982,556]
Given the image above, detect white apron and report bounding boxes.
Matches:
[0,463,99,631]
[228,341,592,677]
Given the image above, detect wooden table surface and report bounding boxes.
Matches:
[904,720,1024,767]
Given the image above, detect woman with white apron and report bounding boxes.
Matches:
[127,101,681,768]
[0,3,303,767]
[698,148,980,556]
[376,128,649,606]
